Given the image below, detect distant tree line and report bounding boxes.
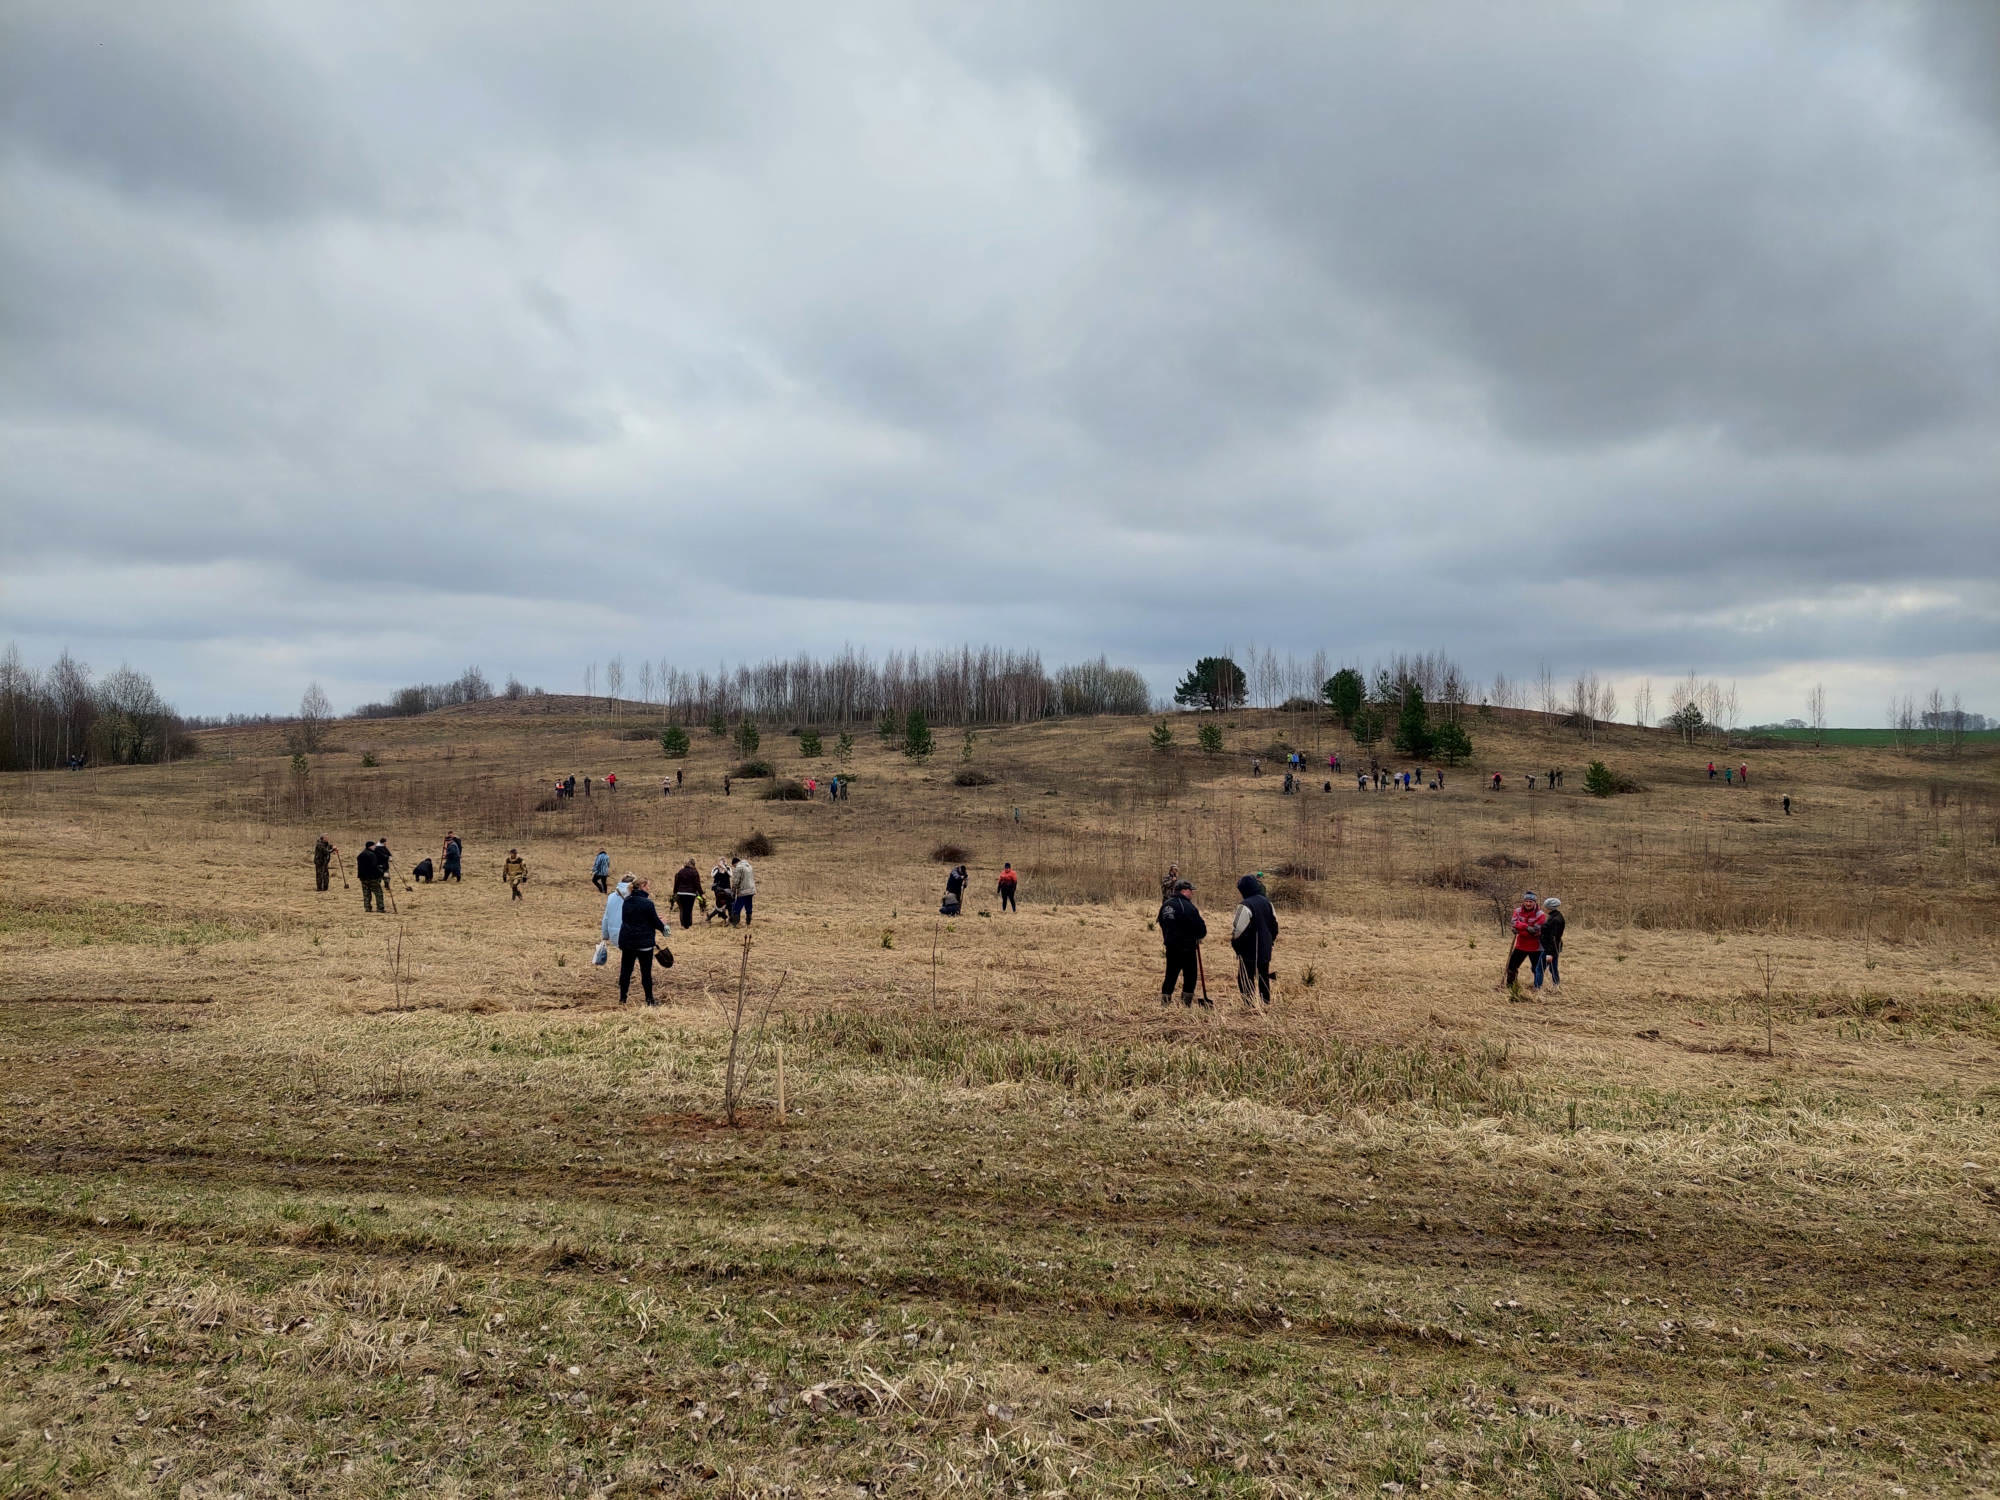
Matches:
[0,643,193,770]
[351,667,496,719]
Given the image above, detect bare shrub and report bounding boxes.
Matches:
[763,779,811,802]
[953,768,997,787]
[736,830,774,857]
[931,842,969,864]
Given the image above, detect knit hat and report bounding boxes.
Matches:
[1542,896,1560,909]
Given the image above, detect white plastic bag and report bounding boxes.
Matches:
[592,941,609,966]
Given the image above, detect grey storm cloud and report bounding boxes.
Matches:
[0,0,1995,723]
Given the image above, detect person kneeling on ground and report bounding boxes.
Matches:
[1158,878,1208,1007]
[617,877,668,1006]
[412,857,434,883]
[1230,875,1278,1008]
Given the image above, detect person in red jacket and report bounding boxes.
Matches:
[1499,891,1547,991]
[996,862,1019,913]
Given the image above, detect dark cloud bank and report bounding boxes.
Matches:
[2,0,1994,722]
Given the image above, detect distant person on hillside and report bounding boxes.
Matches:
[376,836,393,880]
[442,832,462,881]
[592,848,611,894]
[730,855,756,925]
[1251,758,1261,777]
[1230,875,1278,1008]
[312,835,336,892]
[616,878,666,1006]
[1501,892,1546,992]
[358,841,384,911]
[1723,766,1733,786]
[1707,762,1717,779]
[1783,795,1792,816]
[1491,772,1503,790]
[584,776,592,797]
[1282,771,1295,794]
[1527,774,1536,790]
[605,773,617,791]
[997,862,1018,912]
[1539,897,1564,989]
[1739,763,1749,786]
[1158,878,1208,1008]
[706,859,732,922]
[1357,772,1368,791]
[723,775,732,797]
[502,849,528,899]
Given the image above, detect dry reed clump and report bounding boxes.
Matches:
[953,768,997,787]
[735,830,774,857]
[798,1011,1529,1116]
[1420,861,1488,892]
[730,759,775,779]
[931,842,970,863]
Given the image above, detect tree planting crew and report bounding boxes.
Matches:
[442,831,462,881]
[592,848,611,894]
[376,836,393,886]
[1539,897,1565,989]
[671,859,702,927]
[616,877,667,1006]
[1158,878,1208,1007]
[502,848,528,899]
[997,862,1019,912]
[1502,891,1546,991]
[706,858,733,922]
[358,839,386,912]
[312,835,336,892]
[1230,875,1278,1008]
[602,874,632,949]
[730,855,756,925]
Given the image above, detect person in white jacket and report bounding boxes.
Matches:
[601,875,633,948]
[729,857,756,926]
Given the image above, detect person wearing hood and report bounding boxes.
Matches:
[1230,875,1278,1008]
[941,863,966,916]
[1157,878,1208,1008]
[602,874,634,947]
[1539,897,1565,989]
[616,877,667,1006]
[671,859,703,928]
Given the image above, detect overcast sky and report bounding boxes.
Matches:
[3,1,1996,722]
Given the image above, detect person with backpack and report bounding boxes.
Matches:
[616,877,667,1006]
[671,859,702,927]
[591,848,611,894]
[1501,891,1546,991]
[1539,897,1565,989]
[1157,878,1208,1007]
[941,864,966,916]
[1229,875,1278,1008]
[997,862,1018,912]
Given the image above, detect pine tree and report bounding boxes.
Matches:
[735,719,761,757]
[659,725,690,758]
[835,731,854,761]
[1584,760,1618,797]
[1431,721,1472,765]
[1197,721,1224,755]
[903,709,934,762]
[1149,720,1175,753]
[798,728,822,757]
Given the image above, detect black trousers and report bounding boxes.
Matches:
[675,894,695,928]
[1162,948,1198,997]
[593,873,609,894]
[999,886,1017,911]
[618,947,655,1004]
[443,864,460,881]
[1235,948,1271,1003]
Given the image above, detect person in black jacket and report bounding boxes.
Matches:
[941,864,966,916]
[671,859,702,927]
[1157,879,1208,1007]
[617,878,667,1006]
[1230,874,1279,1007]
[1539,897,1565,989]
[358,840,385,912]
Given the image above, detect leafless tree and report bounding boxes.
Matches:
[298,681,332,753]
[1806,683,1827,748]
[1633,678,1654,729]
[1537,662,1560,721]
[606,657,625,719]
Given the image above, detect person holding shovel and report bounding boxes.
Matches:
[1157,878,1208,1008]
[312,835,337,892]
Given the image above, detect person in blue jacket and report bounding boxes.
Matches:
[591,848,611,894]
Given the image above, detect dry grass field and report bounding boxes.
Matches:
[2,703,1997,1498]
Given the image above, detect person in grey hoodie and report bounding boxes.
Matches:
[1229,874,1279,1007]
[1539,897,1565,989]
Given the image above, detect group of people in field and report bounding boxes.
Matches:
[1501,892,1566,992]
[1154,864,1279,1009]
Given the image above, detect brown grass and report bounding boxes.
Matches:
[1,703,1996,1495]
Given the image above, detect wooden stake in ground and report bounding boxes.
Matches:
[776,1041,786,1127]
